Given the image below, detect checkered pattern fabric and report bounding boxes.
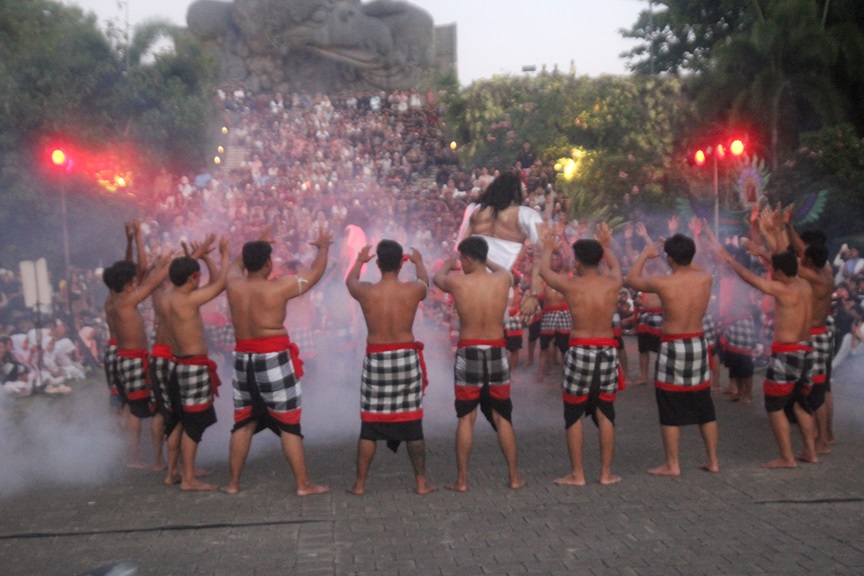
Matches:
[455,345,510,389]
[115,353,150,401]
[809,329,832,385]
[541,309,572,335]
[233,350,300,415]
[654,336,710,389]
[172,359,216,409]
[636,311,663,335]
[360,348,423,417]
[103,344,119,394]
[722,317,755,353]
[764,343,811,396]
[562,343,620,402]
[702,312,719,343]
[150,355,173,410]
[206,324,235,353]
[504,314,523,335]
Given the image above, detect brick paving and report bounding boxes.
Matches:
[1,338,862,576]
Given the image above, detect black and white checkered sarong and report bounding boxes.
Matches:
[636,311,663,334]
[654,335,710,389]
[808,328,831,385]
[104,343,119,394]
[562,341,620,401]
[541,308,572,334]
[361,348,423,418]
[172,358,217,409]
[233,350,301,416]
[115,352,149,401]
[702,312,719,345]
[721,317,755,353]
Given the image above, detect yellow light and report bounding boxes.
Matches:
[449,141,457,151]
[116,176,126,187]
[730,139,745,156]
[217,146,224,154]
[554,162,562,172]
[51,149,66,166]
[221,127,228,135]
[694,150,706,166]
[716,144,726,159]
[214,156,222,165]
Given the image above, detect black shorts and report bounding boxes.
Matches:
[540,333,569,353]
[528,320,542,342]
[723,350,754,379]
[655,388,716,426]
[505,334,523,352]
[637,333,660,354]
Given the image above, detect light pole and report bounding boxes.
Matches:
[51,149,73,309]
[692,139,746,237]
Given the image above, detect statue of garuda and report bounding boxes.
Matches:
[187,0,435,90]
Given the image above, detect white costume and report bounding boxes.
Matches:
[455,204,543,270]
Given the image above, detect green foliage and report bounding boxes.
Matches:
[0,1,216,271]
[770,124,864,238]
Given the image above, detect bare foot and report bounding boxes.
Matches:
[127,461,148,470]
[700,463,720,473]
[152,462,167,472]
[346,484,365,496]
[297,482,330,496]
[647,464,680,476]
[553,473,586,486]
[738,397,752,405]
[796,452,819,464]
[219,485,240,495]
[762,458,797,469]
[180,479,217,491]
[416,482,437,495]
[163,472,181,486]
[445,481,468,492]
[729,395,741,402]
[194,468,213,477]
[815,442,832,455]
[509,477,526,490]
[599,474,623,485]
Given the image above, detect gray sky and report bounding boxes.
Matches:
[65,0,645,84]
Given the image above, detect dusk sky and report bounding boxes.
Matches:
[65,0,646,84]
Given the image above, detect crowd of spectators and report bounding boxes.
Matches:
[1,86,862,397]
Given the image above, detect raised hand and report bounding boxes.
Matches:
[407,247,423,266]
[688,216,702,237]
[309,228,333,249]
[667,215,679,235]
[357,244,374,264]
[596,222,612,247]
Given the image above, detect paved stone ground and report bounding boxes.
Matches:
[1,337,863,576]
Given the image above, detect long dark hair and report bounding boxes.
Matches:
[477,170,522,214]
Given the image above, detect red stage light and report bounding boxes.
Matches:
[694,149,706,166]
[730,139,745,156]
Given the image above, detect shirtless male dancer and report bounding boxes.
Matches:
[346,240,435,495]
[434,236,525,491]
[626,234,719,476]
[714,240,817,468]
[151,235,214,485]
[540,224,623,485]
[222,228,331,496]
[538,251,572,379]
[162,236,229,491]
[105,222,172,469]
[624,223,663,386]
[783,214,835,453]
[455,170,543,324]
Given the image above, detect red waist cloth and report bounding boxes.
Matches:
[661,332,705,342]
[117,348,148,360]
[568,338,619,348]
[107,338,118,347]
[542,303,569,312]
[457,339,507,348]
[234,335,304,379]
[150,344,172,359]
[771,342,812,354]
[638,307,663,314]
[366,341,429,392]
[173,355,221,396]
[810,326,829,336]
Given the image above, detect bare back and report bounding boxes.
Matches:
[448,269,511,341]
[353,278,425,345]
[772,277,814,343]
[561,274,621,340]
[807,264,834,327]
[112,290,149,350]
[652,267,713,335]
[151,285,175,348]
[469,205,529,244]
[164,289,210,356]
[226,277,295,341]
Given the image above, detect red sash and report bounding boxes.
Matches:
[174,355,221,397]
[235,335,304,379]
[150,344,172,359]
[366,341,429,392]
[457,339,507,348]
[661,332,705,342]
[542,303,568,313]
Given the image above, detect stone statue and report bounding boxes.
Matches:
[186,0,438,92]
